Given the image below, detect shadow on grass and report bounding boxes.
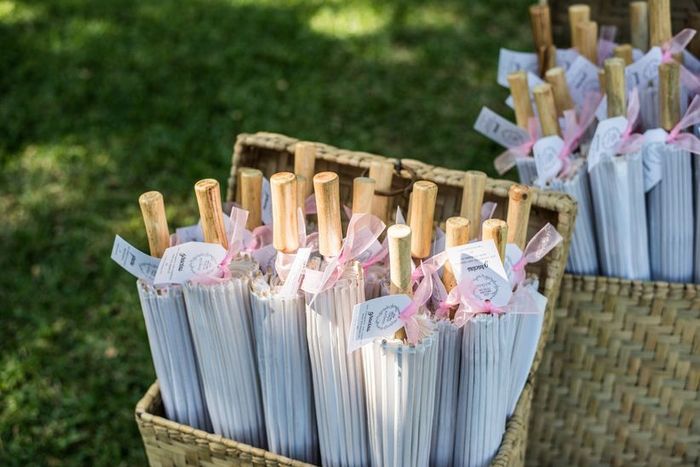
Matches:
[0,0,530,464]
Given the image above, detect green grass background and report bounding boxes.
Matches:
[1,0,532,464]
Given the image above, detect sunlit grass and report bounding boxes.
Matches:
[309,2,389,38]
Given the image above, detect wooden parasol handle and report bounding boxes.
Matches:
[139,191,170,258]
[506,184,533,250]
[659,61,681,132]
[295,174,307,215]
[630,2,649,52]
[352,177,376,215]
[195,179,229,249]
[388,224,411,340]
[442,217,470,293]
[482,219,508,263]
[294,142,316,200]
[533,83,561,136]
[369,160,394,223]
[460,171,487,241]
[271,172,299,254]
[313,172,342,257]
[614,44,634,66]
[568,4,590,50]
[605,58,627,118]
[649,0,671,47]
[508,71,534,129]
[409,180,438,260]
[545,67,575,116]
[577,21,598,64]
[240,168,263,230]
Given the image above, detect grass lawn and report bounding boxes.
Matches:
[0,0,531,464]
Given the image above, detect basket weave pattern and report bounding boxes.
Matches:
[529,275,700,466]
[134,132,577,466]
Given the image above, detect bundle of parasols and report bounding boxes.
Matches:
[111,144,563,467]
[475,0,700,283]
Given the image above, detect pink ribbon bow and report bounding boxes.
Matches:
[556,92,602,176]
[243,225,273,252]
[451,278,539,328]
[302,213,385,298]
[191,207,249,284]
[614,87,645,154]
[398,263,436,345]
[510,223,563,286]
[665,95,700,154]
[494,117,539,175]
[662,29,700,95]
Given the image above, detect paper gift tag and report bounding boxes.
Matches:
[588,116,627,171]
[533,135,565,182]
[111,235,161,282]
[641,128,667,190]
[565,56,601,106]
[347,294,412,352]
[473,107,530,149]
[625,47,662,90]
[556,48,580,70]
[497,49,539,87]
[153,242,227,285]
[446,240,512,306]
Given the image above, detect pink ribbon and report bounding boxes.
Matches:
[191,207,249,284]
[556,92,602,176]
[661,29,700,95]
[510,223,563,286]
[451,278,539,328]
[493,117,539,174]
[243,225,272,252]
[665,95,700,154]
[398,263,436,344]
[615,87,645,154]
[302,213,385,297]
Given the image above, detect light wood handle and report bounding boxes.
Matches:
[235,166,252,204]
[195,179,228,249]
[313,172,342,257]
[482,219,508,262]
[614,44,634,66]
[139,191,170,258]
[533,83,561,136]
[271,172,299,253]
[649,0,671,47]
[442,217,470,292]
[545,67,574,116]
[659,61,681,131]
[508,71,534,129]
[388,224,413,295]
[352,177,375,215]
[506,184,533,250]
[294,142,317,200]
[529,4,553,48]
[460,171,487,241]
[605,58,627,118]
[577,21,598,64]
[388,224,411,340]
[630,2,649,52]
[409,180,438,259]
[240,168,263,230]
[569,4,590,50]
[296,174,307,215]
[369,160,394,223]
[598,69,606,94]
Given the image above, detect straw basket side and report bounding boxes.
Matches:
[547,0,699,45]
[134,131,577,466]
[528,274,700,466]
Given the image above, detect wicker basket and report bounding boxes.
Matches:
[528,275,700,466]
[134,131,577,466]
[548,0,700,45]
